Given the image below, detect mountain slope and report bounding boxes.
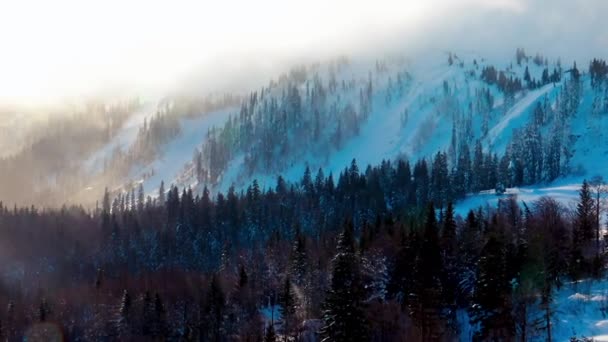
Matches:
[79,50,608,213]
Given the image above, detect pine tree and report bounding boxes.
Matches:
[441,202,457,256]
[409,203,446,339]
[38,298,50,322]
[577,180,595,241]
[458,211,482,306]
[6,302,14,341]
[279,277,297,339]
[290,230,308,286]
[469,236,515,340]
[159,181,166,205]
[545,128,561,182]
[102,187,111,213]
[116,290,132,338]
[130,187,136,211]
[472,140,485,192]
[388,230,418,308]
[571,180,595,278]
[203,274,226,342]
[264,323,277,342]
[413,160,430,207]
[137,183,145,213]
[431,152,450,209]
[524,66,531,83]
[320,221,369,341]
[142,291,154,336]
[152,293,167,338]
[441,202,458,313]
[453,142,471,197]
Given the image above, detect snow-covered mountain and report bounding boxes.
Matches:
[80,50,608,213]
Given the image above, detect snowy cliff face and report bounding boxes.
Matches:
[87,51,607,210]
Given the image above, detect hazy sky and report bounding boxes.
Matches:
[0,0,606,105]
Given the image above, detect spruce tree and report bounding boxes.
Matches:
[117,290,132,338]
[388,230,418,308]
[472,140,486,192]
[290,230,308,286]
[441,202,458,314]
[279,277,297,340]
[159,181,166,205]
[6,302,13,341]
[152,293,167,338]
[320,221,369,341]
[264,323,277,342]
[204,274,226,342]
[470,236,515,340]
[142,291,153,336]
[571,180,595,278]
[409,203,446,339]
[38,298,50,322]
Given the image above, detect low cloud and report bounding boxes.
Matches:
[0,0,605,104]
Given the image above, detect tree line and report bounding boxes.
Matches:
[0,154,605,340]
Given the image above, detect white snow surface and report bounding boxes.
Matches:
[485,82,557,150]
[88,51,606,210]
[133,107,236,196]
[551,279,608,341]
[85,101,158,172]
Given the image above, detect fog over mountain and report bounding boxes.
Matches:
[0,0,606,107]
[3,1,608,341]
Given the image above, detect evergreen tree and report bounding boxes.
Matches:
[441,202,458,313]
[152,293,168,338]
[453,142,471,197]
[472,140,486,192]
[203,274,226,342]
[576,180,595,241]
[142,291,154,336]
[413,160,430,207]
[571,180,595,278]
[431,152,450,209]
[279,277,297,339]
[290,230,308,286]
[158,181,166,205]
[38,298,50,322]
[388,230,418,308]
[458,211,482,305]
[320,222,369,341]
[137,183,145,213]
[116,290,133,338]
[524,66,531,84]
[470,236,515,340]
[409,203,446,339]
[6,302,13,341]
[545,128,562,182]
[264,323,277,342]
[102,187,111,213]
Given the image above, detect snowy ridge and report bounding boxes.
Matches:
[86,51,606,213]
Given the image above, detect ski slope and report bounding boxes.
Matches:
[83,51,608,211]
[213,52,574,195]
[85,101,158,172]
[132,106,236,195]
[485,82,558,151]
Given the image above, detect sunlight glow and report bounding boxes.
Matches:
[0,0,522,104]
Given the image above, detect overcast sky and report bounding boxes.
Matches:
[0,0,606,105]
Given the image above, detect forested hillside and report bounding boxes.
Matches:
[3,50,608,210]
[1,49,608,340]
[0,157,606,340]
